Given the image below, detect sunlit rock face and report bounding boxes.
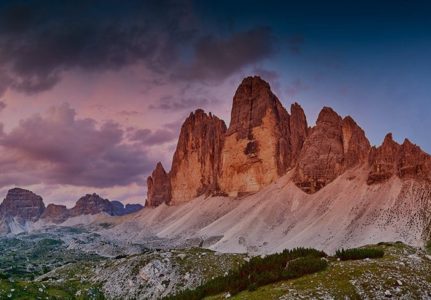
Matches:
[294,108,370,193]
[146,162,171,207]
[219,76,301,196]
[169,109,227,204]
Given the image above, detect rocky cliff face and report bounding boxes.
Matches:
[169,109,227,204]
[147,75,430,202]
[219,76,307,196]
[69,193,115,217]
[294,108,370,193]
[41,204,69,224]
[368,134,431,184]
[0,188,45,223]
[146,162,171,207]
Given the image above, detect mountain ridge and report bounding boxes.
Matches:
[146,76,431,205]
[0,188,143,233]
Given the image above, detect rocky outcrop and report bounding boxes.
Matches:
[146,162,171,207]
[219,76,300,196]
[169,109,227,204]
[112,201,144,215]
[398,139,431,180]
[0,188,45,223]
[69,193,115,217]
[367,134,401,184]
[341,116,371,168]
[289,103,309,164]
[41,204,69,224]
[294,108,370,193]
[123,203,144,214]
[368,134,431,184]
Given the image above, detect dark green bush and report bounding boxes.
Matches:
[335,247,384,261]
[163,247,327,300]
[282,256,328,279]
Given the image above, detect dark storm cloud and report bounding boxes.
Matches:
[0,104,156,188]
[0,0,277,95]
[0,0,196,95]
[176,27,276,81]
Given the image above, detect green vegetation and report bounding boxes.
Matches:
[205,243,431,300]
[0,278,105,300]
[0,236,103,280]
[335,247,384,261]
[164,248,327,300]
[426,240,431,254]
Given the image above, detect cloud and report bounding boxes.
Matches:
[0,0,196,95]
[0,101,6,112]
[175,27,277,81]
[0,103,155,188]
[128,128,178,145]
[285,79,309,97]
[149,95,219,111]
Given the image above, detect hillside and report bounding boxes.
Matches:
[103,166,431,254]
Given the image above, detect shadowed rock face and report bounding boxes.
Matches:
[0,188,45,223]
[169,109,227,204]
[294,107,345,193]
[294,108,371,193]
[289,102,309,165]
[368,133,401,184]
[368,134,431,184]
[146,162,171,207]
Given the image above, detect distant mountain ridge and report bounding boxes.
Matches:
[146,76,431,205]
[0,188,143,233]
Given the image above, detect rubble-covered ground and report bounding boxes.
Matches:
[0,227,245,299]
[0,227,430,299]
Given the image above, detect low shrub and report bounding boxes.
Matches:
[335,247,384,261]
[282,256,328,279]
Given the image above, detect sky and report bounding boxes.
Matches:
[0,0,430,206]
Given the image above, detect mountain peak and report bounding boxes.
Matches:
[316,106,342,125]
[146,161,171,207]
[169,108,226,204]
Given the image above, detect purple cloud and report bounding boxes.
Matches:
[0,104,154,188]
